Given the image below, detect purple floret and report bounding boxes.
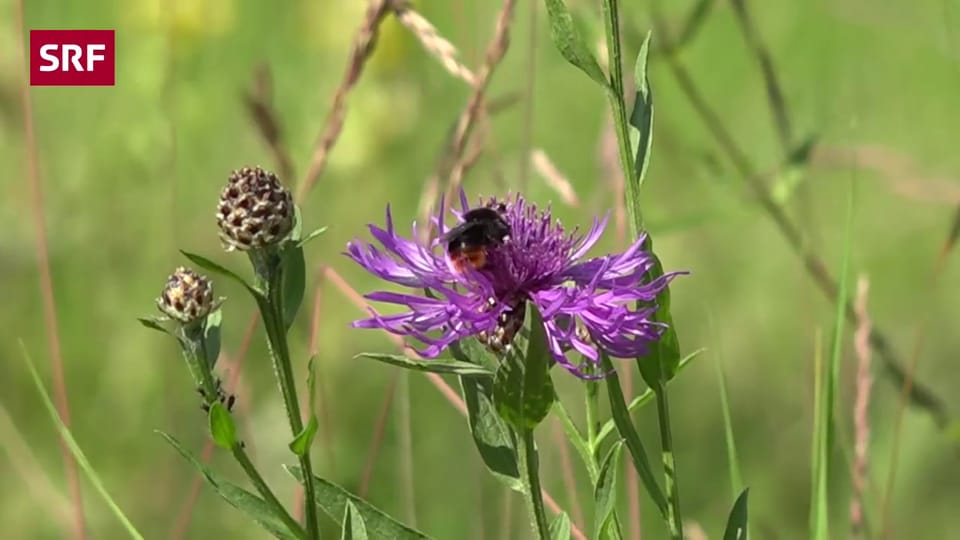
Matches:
[345,193,685,378]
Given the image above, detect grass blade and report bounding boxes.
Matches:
[19,342,145,540]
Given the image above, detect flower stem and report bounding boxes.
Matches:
[600,0,644,235]
[256,259,320,540]
[191,319,306,540]
[517,429,551,539]
[654,382,683,540]
[233,444,308,539]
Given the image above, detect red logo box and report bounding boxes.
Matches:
[30,30,115,86]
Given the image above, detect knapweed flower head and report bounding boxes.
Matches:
[157,267,217,324]
[346,192,685,379]
[216,166,295,252]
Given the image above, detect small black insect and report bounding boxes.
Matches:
[441,203,511,274]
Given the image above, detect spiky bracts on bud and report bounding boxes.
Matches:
[216,166,295,252]
[157,267,216,323]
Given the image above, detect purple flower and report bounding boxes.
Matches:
[345,192,685,379]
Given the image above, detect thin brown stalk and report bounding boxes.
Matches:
[169,314,260,540]
[650,9,948,427]
[531,149,581,207]
[518,0,538,190]
[880,199,960,539]
[394,3,476,85]
[728,0,792,151]
[308,275,337,475]
[551,421,585,528]
[298,0,391,200]
[13,1,85,537]
[442,0,519,205]
[396,372,418,526]
[850,276,872,540]
[598,115,628,246]
[322,268,586,539]
[243,63,296,182]
[358,373,400,497]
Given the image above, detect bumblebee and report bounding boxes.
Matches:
[441,203,511,274]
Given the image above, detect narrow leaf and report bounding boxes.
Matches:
[341,501,369,540]
[137,316,171,335]
[450,336,499,371]
[601,354,668,518]
[543,0,609,87]
[493,303,556,430]
[629,31,655,187]
[158,431,301,539]
[208,402,238,450]
[460,375,523,491]
[289,417,319,456]
[549,512,572,540]
[291,356,320,456]
[595,348,703,445]
[180,251,259,296]
[594,440,624,539]
[281,244,306,330]
[297,226,329,248]
[203,309,223,370]
[636,253,682,386]
[286,466,431,539]
[358,353,495,377]
[20,343,146,540]
[722,488,749,540]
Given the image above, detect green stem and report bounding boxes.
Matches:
[654,382,683,540]
[192,320,306,539]
[552,400,598,482]
[257,261,320,540]
[600,0,643,234]
[585,379,600,457]
[517,429,551,539]
[233,444,307,539]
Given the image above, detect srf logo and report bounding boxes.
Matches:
[30,30,115,86]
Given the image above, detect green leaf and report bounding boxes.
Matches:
[636,253,682,386]
[297,226,329,248]
[286,466,431,539]
[493,303,556,430]
[137,316,172,335]
[595,348,703,445]
[357,353,495,377]
[629,31,655,188]
[341,501,369,540]
[549,512,572,540]
[203,309,223,370]
[208,401,238,450]
[715,352,743,497]
[543,0,609,87]
[460,375,523,491]
[158,431,301,540]
[280,244,306,330]
[722,488,749,540]
[291,356,320,456]
[449,336,499,371]
[19,343,146,540]
[181,251,259,296]
[600,354,668,519]
[289,417,319,456]
[594,440,624,539]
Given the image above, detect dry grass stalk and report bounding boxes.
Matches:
[597,115,627,245]
[298,0,391,200]
[531,149,580,207]
[442,0,518,206]
[13,0,86,536]
[243,64,296,183]
[851,276,873,540]
[394,3,477,85]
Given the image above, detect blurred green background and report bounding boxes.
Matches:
[3,0,959,538]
